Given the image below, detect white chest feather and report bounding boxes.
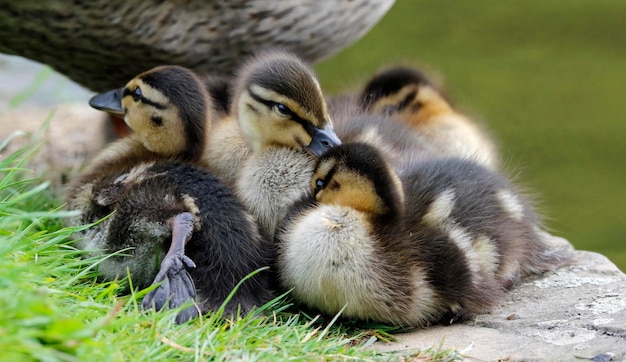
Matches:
[278,205,446,326]
[278,205,388,316]
[236,148,314,238]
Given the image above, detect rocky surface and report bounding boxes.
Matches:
[374,249,626,361]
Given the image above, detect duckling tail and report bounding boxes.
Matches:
[525,228,576,275]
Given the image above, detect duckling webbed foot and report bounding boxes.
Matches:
[142,212,199,323]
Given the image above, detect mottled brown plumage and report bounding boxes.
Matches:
[0,0,394,91]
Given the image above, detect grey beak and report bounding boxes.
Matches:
[305,123,342,157]
[89,88,124,115]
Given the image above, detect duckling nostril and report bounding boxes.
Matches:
[304,124,341,157]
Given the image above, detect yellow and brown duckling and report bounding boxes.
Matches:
[205,50,341,239]
[276,142,571,327]
[66,65,211,197]
[359,66,499,169]
[66,65,273,322]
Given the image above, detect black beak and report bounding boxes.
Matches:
[89,88,124,115]
[304,124,341,157]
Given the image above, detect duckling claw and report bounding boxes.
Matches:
[141,253,198,323]
[141,212,199,323]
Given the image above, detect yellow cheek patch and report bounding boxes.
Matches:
[121,79,187,156]
[369,84,454,128]
[316,169,386,216]
[400,86,453,127]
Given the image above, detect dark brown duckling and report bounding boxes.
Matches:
[276,142,571,327]
[66,65,273,322]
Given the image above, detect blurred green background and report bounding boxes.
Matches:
[316,0,625,271]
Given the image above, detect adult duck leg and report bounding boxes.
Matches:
[142,212,198,323]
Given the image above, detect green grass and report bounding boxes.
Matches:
[0,134,461,361]
[316,0,626,271]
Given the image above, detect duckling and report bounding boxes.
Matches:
[205,50,341,239]
[276,142,571,327]
[66,65,211,199]
[66,65,273,322]
[359,67,499,169]
[0,0,394,92]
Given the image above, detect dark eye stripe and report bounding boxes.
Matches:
[396,90,418,111]
[248,87,317,136]
[122,87,167,110]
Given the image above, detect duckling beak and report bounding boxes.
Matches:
[89,88,124,115]
[305,124,342,157]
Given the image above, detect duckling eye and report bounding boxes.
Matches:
[132,87,142,101]
[275,103,293,116]
[315,179,325,190]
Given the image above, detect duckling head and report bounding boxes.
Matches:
[311,142,404,219]
[360,67,453,124]
[232,51,341,157]
[89,66,210,160]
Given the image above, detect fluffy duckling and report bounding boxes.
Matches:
[276,142,570,327]
[66,66,272,322]
[205,50,341,239]
[66,65,210,198]
[359,67,499,169]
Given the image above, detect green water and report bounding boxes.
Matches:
[315,0,626,271]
